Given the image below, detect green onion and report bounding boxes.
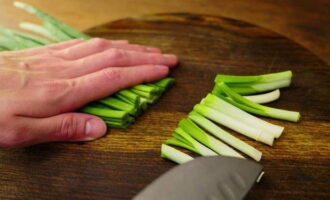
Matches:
[0,35,21,50]
[243,89,280,104]
[178,118,245,158]
[14,1,91,40]
[98,96,138,116]
[0,46,9,51]
[0,25,51,46]
[202,93,283,138]
[194,104,274,146]
[174,128,217,156]
[214,71,292,95]
[151,77,175,90]
[19,21,57,40]
[166,138,200,154]
[216,82,301,122]
[161,144,194,164]
[188,111,262,161]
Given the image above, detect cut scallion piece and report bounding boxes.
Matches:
[99,97,138,116]
[202,93,283,138]
[214,71,292,95]
[243,89,280,104]
[161,144,194,164]
[178,118,245,158]
[166,138,199,154]
[188,111,262,161]
[174,128,217,156]
[194,104,274,146]
[216,82,301,122]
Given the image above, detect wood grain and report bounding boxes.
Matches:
[0,13,329,200]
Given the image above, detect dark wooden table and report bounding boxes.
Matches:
[0,14,329,200]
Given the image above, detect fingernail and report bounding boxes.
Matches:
[164,54,178,66]
[154,65,169,73]
[85,119,107,139]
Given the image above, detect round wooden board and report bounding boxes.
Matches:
[1,13,329,200]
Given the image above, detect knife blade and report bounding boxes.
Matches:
[133,156,263,200]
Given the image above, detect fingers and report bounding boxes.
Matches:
[1,113,106,148]
[62,48,177,78]
[53,38,161,60]
[62,65,169,109]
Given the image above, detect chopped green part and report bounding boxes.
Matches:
[217,82,301,122]
[189,111,262,161]
[178,118,244,158]
[166,138,199,154]
[161,144,194,164]
[80,105,128,119]
[214,71,292,95]
[175,127,217,156]
[151,77,175,90]
[99,97,138,116]
[215,71,292,84]
[115,89,140,105]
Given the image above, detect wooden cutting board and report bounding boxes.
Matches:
[0,13,329,200]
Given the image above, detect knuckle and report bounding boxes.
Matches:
[90,38,109,49]
[55,115,83,140]
[103,68,122,83]
[107,48,124,60]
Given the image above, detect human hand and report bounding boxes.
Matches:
[0,38,177,148]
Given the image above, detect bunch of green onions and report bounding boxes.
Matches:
[162,71,300,164]
[0,1,175,129]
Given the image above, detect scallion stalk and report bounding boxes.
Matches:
[174,128,218,156]
[216,82,301,122]
[188,111,262,161]
[178,118,245,158]
[161,144,194,164]
[243,89,280,104]
[214,71,292,95]
[202,93,283,138]
[194,104,274,146]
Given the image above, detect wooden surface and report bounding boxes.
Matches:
[0,0,329,65]
[1,13,330,200]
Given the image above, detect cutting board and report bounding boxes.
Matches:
[0,13,329,200]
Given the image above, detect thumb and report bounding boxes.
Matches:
[29,113,107,144]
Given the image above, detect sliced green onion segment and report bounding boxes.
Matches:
[188,111,262,161]
[243,89,280,104]
[202,93,283,138]
[178,118,245,158]
[194,104,274,146]
[174,128,218,156]
[216,82,300,122]
[161,144,194,164]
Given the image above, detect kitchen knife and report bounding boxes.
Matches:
[133,156,263,200]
